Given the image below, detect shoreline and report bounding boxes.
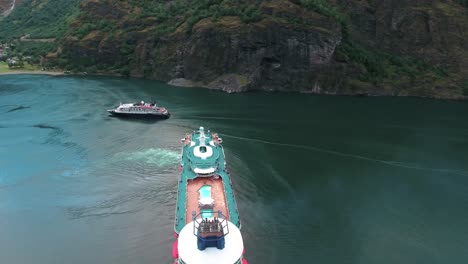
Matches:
[0,70,122,78]
[0,70,64,76]
[1,70,465,101]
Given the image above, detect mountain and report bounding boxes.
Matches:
[2,0,468,98]
[0,0,82,39]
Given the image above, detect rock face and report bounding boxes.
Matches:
[0,0,21,15]
[339,0,468,96]
[0,0,13,14]
[150,14,342,93]
[53,0,468,98]
[0,0,10,13]
[58,0,345,93]
[347,0,467,64]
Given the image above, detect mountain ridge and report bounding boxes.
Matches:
[1,0,468,98]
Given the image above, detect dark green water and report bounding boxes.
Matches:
[1,75,468,264]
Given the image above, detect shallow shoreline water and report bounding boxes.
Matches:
[1,72,467,101]
[0,70,64,76]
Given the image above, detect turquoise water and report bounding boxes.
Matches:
[199,185,212,199]
[199,185,213,218]
[1,75,468,263]
[200,209,214,219]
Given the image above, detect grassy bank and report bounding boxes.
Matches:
[0,61,9,73]
[0,61,40,73]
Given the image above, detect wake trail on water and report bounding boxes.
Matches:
[173,115,260,122]
[220,133,468,176]
[6,106,30,113]
[112,148,180,168]
[265,164,296,197]
[171,103,274,112]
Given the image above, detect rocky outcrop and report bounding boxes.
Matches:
[57,1,129,71]
[51,0,468,98]
[148,13,343,93]
[339,0,468,79]
[0,0,11,14]
[0,0,21,16]
[58,0,346,93]
[328,0,468,98]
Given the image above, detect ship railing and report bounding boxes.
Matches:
[190,163,218,170]
[200,173,217,177]
[191,210,229,250]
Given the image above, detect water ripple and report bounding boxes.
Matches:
[220,133,468,176]
[6,105,30,113]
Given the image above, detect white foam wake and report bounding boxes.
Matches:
[113,148,181,168]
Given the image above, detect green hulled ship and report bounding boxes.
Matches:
[172,127,247,264]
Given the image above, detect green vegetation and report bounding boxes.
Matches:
[7,41,56,63]
[463,81,468,96]
[295,0,449,83]
[0,0,83,39]
[292,0,344,23]
[56,0,452,85]
[0,61,10,73]
[73,23,98,39]
[0,61,39,72]
[0,0,80,68]
[455,0,468,8]
[126,0,263,34]
[0,41,56,67]
[3,0,454,92]
[67,0,263,38]
[335,41,448,83]
[63,0,265,72]
[73,19,117,39]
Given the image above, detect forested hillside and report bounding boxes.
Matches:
[1,0,467,98]
[0,0,82,39]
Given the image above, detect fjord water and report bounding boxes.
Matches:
[1,75,468,264]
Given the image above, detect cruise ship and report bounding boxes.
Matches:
[107,101,170,119]
[172,127,247,264]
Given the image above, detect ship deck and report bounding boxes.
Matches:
[185,176,230,224]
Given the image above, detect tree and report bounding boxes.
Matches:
[18,57,24,67]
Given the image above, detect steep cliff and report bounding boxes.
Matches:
[40,0,468,97]
[335,0,468,97]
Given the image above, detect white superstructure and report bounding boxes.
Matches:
[107,101,170,118]
[177,218,244,264]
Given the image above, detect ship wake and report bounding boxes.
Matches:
[220,133,468,176]
[113,148,180,168]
